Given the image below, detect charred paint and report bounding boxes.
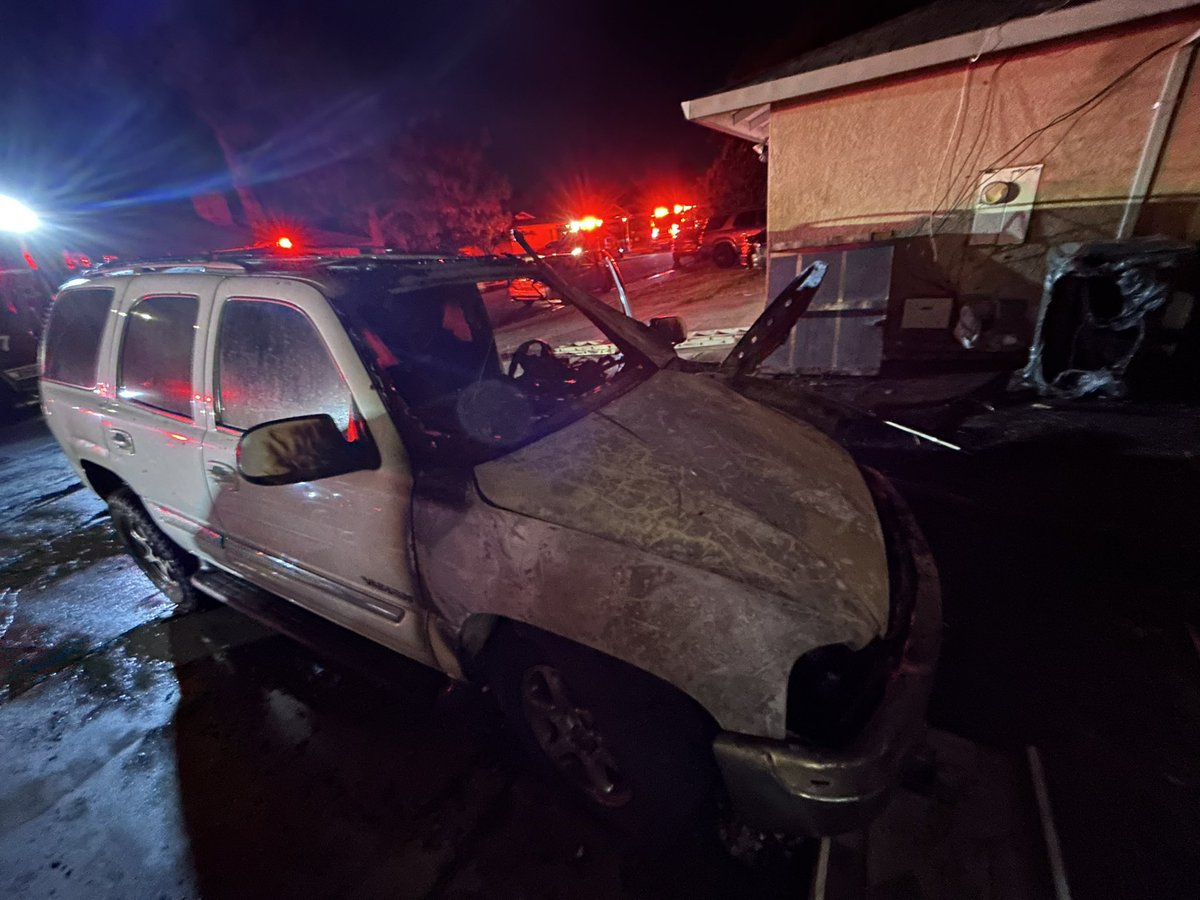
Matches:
[415,369,889,739]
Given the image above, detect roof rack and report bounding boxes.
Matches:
[85,259,249,276]
[84,246,520,274]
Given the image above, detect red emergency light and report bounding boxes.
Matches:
[567,216,603,233]
[275,236,295,250]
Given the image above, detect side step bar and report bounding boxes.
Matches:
[190,568,436,690]
[191,567,274,606]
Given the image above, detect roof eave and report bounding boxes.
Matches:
[680,101,771,143]
[682,0,1200,139]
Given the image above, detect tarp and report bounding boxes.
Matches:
[1012,238,1197,399]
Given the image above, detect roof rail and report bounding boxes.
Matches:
[84,258,248,276]
[81,248,526,277]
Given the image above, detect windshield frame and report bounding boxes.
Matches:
[320,258,670,467]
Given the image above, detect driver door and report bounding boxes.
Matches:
[199,278,433,663]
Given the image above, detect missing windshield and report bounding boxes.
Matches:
[334,273,654,463]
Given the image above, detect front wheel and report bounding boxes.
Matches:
[480,624,717,843]
[107,489,203,613]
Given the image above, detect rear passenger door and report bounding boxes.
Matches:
[104,278,215,555]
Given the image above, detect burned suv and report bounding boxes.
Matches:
[40,250,938,838]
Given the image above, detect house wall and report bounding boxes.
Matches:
[766,10,1200,336]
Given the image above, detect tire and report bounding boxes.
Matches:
[107,488,204,614]
[479,623,717,843]
[712,242,738,268]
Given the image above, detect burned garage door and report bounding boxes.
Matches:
[762,244,892,375]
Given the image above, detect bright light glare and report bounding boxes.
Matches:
[570,246,584,256]
[276,236,294,249]
[0,195,39,233]
[567,216,603,233]
[653,206,669,218]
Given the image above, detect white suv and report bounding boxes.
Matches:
[39,252,939,839]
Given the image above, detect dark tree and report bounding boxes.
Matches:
[699,137,767,212]
[376,129,512,252]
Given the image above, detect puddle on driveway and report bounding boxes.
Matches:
[0,522,173,702]
[0,520,125,592]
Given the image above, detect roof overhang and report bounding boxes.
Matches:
[682,0,1200,142]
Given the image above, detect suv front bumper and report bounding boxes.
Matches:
[712,476,942,836]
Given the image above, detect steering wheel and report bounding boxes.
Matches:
[507,339,557,379]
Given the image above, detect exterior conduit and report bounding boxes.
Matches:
[1117,27,1200,239]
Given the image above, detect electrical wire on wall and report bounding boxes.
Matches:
[928,33,1186,237]
[925,24,1005,261]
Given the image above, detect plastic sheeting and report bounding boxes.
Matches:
[1012,238,1197,399]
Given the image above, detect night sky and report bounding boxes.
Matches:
[0,0,923,225]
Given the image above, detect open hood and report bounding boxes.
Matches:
[720,262,826,376]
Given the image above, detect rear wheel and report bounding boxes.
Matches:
[480,623,717,843]
[712,242,738,268]
[107,489,203,613]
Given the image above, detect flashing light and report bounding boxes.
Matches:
[22,251,37,270]
[673,204,694,215]
[567,216,604,233]
[669,223,680,238]
[0,195,39,233]
[651,226,660,240]
[275,236,294,250]
[570,246,584,257]
[653,206,669,218]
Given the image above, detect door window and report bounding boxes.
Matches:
[41,288,114,388]
[118,295,198,417]
[216,298,353,431]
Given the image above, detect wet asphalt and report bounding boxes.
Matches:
[855,398,1200,899]
[3,387,1200,899]
[0,411,809,900]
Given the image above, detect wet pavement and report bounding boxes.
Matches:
[3,375,1199,898]
[854,397,1200,899]
[0,413,811,899]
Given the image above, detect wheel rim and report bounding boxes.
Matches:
[521,665,632,807]
[125,521,180,598]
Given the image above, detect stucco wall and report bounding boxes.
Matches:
[767,10,1200,308]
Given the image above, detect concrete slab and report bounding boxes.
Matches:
[864,730,1053,899]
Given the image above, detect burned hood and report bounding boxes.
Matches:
[473,369,890,643]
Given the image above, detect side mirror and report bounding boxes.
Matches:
[648,315,687,346]
[237,414,379,486]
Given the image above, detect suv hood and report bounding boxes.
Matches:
[473,369,889,642]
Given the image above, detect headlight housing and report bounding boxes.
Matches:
[786,467,918,747]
